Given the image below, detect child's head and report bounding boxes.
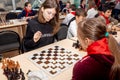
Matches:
[66,1,71,9]
[77,18,106,50]
[38,0,59,23]
[69,4,76,12]
[24,2,32,11]
[38,0,59,34]
[80,0,86,5]
[75,8,86,23]
[88,0,97,9]
[102,3,113,17]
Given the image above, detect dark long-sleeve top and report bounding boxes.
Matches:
[17,9,36,19]
[24,17,54,51]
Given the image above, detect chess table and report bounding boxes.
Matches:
[0,39,87,80]
[0,19,28,39]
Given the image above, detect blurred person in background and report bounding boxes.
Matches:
[62,1,71,14]
[17,2,37,21]
[97,3,120,31]
[62,4,76,26]
[86,0,98,18]
[79,0,86,11]
[67,8,86,39]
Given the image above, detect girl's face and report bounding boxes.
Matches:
[26,3,32,11]
[78,35,87,51]
[42,7,56,22]
[104,10,112,17]
[78,32,94,51]
[66,3,70,9]
[82,0,86,4]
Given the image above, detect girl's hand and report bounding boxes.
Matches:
[33,31,42,42]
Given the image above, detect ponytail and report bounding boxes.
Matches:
[108,35,120,80]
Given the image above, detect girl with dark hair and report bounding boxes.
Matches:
[97,3,120,31]
[79,0,86,10]
[24,0,60,52]
[72,18,120,80]
[62,1,71,14]
[17,2,36,20]
[98,3,118,25]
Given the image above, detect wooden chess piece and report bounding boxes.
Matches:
[20,69,25,80]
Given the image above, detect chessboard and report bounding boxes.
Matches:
[28,46,81,76]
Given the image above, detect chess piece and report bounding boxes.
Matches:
[20,68,23,75]
[72,40,80,49]
[20,68,25,80]
[27,70,31,75]
[15,68,20,79]
[21,73,25,80]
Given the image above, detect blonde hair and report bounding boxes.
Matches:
[77,18,120,80]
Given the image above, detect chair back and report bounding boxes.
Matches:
[16,7,23,10]
[20,37,27,53]
[0,8,5,12]
[55,25,68,41]
[6,12,17,20]
[0,30,21,54]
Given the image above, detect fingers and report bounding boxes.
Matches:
[33,31,42,42]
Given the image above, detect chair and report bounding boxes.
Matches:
[16,7,23,10]
[20,37,27,53]
[55,17,75,41]
[0,8,5,12]
[55,25,68,41]
[6,12,17,20]
[0,30,21,54]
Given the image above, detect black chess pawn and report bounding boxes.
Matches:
[76,40,80,48]
[19,68,23,75]
[21,72,25,80]
[6,69,12,80]
[7,74,12,80]
[11,70,16,80]
[19,68,25,80]
[15,68,20,79]
[4,68,11,78]
[27,70,31,75]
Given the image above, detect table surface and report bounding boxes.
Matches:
[0,19,28,29]
[0,39,87,80]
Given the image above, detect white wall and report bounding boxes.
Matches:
[62,0,74,4]
[70,0,74,4]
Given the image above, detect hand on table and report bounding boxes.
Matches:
[112,25,120,31]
